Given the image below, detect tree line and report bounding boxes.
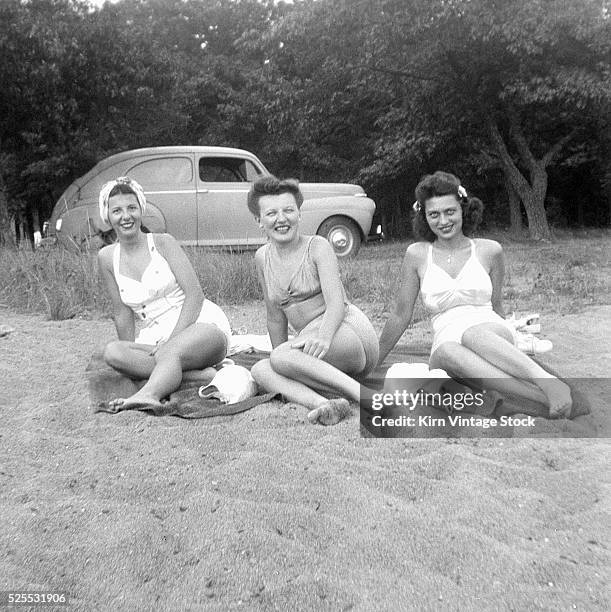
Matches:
[0,0,609,245]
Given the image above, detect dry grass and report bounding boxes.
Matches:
[0,230,608,320]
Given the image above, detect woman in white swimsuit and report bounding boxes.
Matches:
[378,171,572,418]
[97,177,231,410]
[246,176,379,425]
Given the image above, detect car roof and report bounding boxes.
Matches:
[71,146,262,190]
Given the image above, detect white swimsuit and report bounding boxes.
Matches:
[113,233,232,347]
[420,240,516,355]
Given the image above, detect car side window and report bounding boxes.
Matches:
[129,157,193,186]
[199,157,263,183]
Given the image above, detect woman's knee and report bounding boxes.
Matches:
[429,341,462,370]
[269,344,295,375]
[251,358,273,384]
[102,341,126,368]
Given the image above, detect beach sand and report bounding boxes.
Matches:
[0,303,609,611]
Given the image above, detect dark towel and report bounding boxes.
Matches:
[88,343,592,421]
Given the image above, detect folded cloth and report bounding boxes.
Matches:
[228,334,274,355]
[199,364,258,404]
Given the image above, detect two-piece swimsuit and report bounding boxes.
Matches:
[261,236,379,376]
[420,239,516,355]
[112,233,232,347]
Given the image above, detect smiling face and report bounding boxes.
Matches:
[107,192,142,238]
[257,192,301,244]
[424,194,463,240]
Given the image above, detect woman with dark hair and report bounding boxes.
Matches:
[378,171,572,417]
[247,175,379,425]
[97,176,232,410]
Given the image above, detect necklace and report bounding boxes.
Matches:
[434,240,469,264]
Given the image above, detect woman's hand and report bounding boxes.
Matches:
[291,336,331,359]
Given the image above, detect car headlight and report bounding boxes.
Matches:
[55,218,63,232]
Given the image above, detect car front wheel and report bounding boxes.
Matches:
[317,216,362,258]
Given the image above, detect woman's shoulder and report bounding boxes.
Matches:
[149,232,176,249]
[472,238,503,256]
[308,234,333,254]
[97,243,116,268]
[254,243,269,264]
[405,240,430,260]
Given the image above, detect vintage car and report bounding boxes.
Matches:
[47,146,377,257]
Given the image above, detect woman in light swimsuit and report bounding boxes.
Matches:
[378,171,572,418]
[247,176,379,425]
[97,177,232,410]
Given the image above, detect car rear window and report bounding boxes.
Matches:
[129,157,193,186]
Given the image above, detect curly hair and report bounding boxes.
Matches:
[247,175,304,217]
[412,171,484,241]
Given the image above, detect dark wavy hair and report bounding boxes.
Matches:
[247,175,304,217]
[412,171,484,241]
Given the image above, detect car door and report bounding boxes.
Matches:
[127,154,198,244]
[196,155,264,246]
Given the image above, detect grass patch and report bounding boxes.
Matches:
[1,230,608,321]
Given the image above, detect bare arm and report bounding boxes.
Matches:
[255,248,289,347]
[155,233,204,338]
[300,236,346,357]
[98,246,135,341]
[487,240,506,317]
[377,244,422,365]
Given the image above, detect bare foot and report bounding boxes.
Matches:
[537,377,572,418]
[108,392,165,412]
[308,398,352,426]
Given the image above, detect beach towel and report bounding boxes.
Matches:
[86,351,278,418]
[87,342,591,421]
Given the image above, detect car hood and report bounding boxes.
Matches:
[299,183,367,199]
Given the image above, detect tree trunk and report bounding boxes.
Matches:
[523,162,551,240]
[0,173,15,247]
[486,119,553,240]
[505,179,522,235]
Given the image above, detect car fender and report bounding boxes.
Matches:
[299,196,376,237]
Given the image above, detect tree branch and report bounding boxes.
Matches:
[486,119,531,197]
[506,106,537,171]
[542,129,578,167]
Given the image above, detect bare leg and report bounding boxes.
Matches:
[269,325,367,402]
[461,323,572,417]
[103,341,157,379]
[251,325,370,425]
[431,326,571,418]
[250,359,350,425]
[110,323,227,409]
[430,341,547,402]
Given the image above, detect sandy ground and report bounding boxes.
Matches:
[0,303,609,611]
